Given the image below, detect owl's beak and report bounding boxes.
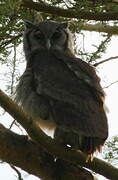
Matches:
[46,39,51,50]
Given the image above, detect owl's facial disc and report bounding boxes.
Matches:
[33,24,67,51]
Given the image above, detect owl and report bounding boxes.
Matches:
[15,21,108,157]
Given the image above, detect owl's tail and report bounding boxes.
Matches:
[54,127,105,161]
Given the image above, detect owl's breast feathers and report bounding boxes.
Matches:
[17,50,108,155]
[31,50,108,134]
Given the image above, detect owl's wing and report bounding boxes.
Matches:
[33,51,108,154]
[55,51,105,100]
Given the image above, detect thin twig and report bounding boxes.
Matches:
[89,35,111,63]
[94,56,118,67]
[9,120,16,129]
[0,34,22,49]
[104,80,118,89]
[10,165,23,180]
[10,44,17,94]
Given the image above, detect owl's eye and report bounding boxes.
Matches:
[34,31,44,39]
[53,31,61,39]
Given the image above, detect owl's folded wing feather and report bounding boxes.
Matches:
[32,52,108,141]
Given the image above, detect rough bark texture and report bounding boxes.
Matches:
[0,124,94,180]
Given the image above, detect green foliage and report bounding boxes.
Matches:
[88,34,111,63]
[104,136,118,165]
[0,0,36,62]
[0,0,118,64]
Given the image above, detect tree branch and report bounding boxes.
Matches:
[0,89,118,179]
[89,35,111,63]
[0,124,94,180]
[10,165,23,180]
[94,56,118,66]
[0,124,55,180]
[0,34,22,49]
[80,23,118,35]
[104,80,118,88]
[20,0,118,21]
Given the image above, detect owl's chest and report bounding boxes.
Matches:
[31,52,91,98]
[32,52,75,87]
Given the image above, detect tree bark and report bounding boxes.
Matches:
[20,0,118,21]
[79,23,118,35]
[0,124,94,180]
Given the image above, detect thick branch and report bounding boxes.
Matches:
[0,124,56,180]
[0,124,94,180]
[20,0,118,21]
[0,89,118,179]
[81,23,118,35]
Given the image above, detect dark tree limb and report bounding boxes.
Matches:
[0,124,94,180]
[20,0,118,21]
[0,124,56,180]
[0,89,118,179]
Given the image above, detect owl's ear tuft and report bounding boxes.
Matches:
[24,20,34,29]
[60,22,68,29]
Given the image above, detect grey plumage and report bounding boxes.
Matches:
[15,21,108,156]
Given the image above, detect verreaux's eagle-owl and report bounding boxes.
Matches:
[15,21,108,156]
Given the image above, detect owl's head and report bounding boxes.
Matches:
[23,21,74,58]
